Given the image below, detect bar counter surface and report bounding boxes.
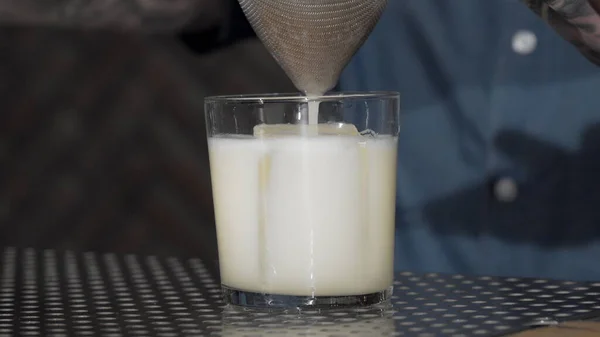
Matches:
[1,247,599,337]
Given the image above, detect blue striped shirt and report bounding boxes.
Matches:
[340,0,600,281]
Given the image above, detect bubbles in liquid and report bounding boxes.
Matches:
[359,129,378,138]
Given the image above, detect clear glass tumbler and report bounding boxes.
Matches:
[205,92,400,309]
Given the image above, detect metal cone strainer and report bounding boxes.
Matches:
[238,0,387,95]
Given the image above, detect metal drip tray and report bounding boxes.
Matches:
[1,247,600,336]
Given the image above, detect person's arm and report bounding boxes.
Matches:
[0,0,227,33]
[522,0,600,64]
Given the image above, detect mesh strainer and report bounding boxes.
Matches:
[238,0,387,96]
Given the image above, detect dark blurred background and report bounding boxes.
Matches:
[0,23,295,274]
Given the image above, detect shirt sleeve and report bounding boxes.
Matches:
[0,0,227,33]
[522,0,600,65]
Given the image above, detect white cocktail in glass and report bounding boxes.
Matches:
[205,92,400,308]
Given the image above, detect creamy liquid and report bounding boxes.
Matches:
[307,100,319,125]
[208,131,397,296]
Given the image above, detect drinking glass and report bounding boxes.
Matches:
[205,92,400,309]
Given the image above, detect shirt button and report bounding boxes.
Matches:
[494,177,519,203]
[512,30,537,55]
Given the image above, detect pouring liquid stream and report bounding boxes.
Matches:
[308,100,320,126]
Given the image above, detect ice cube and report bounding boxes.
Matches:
[253,123,360,137]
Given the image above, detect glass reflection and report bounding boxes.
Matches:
[220,303,397,337]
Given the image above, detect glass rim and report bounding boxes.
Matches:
[205,91,400,104]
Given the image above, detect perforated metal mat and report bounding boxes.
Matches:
[1,247,600,337]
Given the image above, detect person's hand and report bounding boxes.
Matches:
[523,0,600,64]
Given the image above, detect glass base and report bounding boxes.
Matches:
[222,285,393,309]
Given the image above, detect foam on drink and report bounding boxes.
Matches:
[209,123,397,297]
